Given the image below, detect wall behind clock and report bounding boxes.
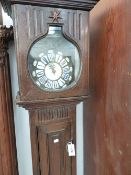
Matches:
[84,0,131,174]
[2,10,84,175]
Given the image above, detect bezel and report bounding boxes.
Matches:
[27,24,82,93]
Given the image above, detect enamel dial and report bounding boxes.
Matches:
[31,50,74,91]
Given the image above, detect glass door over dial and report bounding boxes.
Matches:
[28,26,81,92]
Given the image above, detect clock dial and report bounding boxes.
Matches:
[31,50,74,91]
[45,62,62,81]
[28,26,80,92]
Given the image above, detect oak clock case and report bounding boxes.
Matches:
[12,5,89,103]
[0,0,99,175]
[10,5,90,175]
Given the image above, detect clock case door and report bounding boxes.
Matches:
[12,4,89,105]
[30,105,76,175]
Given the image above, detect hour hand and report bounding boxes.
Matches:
[49,64,56,74]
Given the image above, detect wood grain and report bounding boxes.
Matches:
[12,5,90,107]
[29,104,76,175]
[84,0,131,174]
[0,26,18,175]
[9,4,91,175]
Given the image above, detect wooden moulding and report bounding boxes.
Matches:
[0,0,100,16]
[0,25,18,175]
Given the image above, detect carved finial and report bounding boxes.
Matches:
[0,25,13,41]
[49,10,62,23]
[0,25,13,66]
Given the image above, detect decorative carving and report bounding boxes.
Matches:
[49,10,62,23]
[0,25,13,65]
[29,104,76,175]
[0,25,13,45]
[37,106,70,122]
[0,25,18,175]
[25,6,85,42]
[26,7,47,39]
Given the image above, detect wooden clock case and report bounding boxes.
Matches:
[1,0,99,107]
[0,1,99,175]
[13,4,90,106]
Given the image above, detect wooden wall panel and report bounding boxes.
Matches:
[84,0,131,174]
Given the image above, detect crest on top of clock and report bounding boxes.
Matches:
[49,10,62,23]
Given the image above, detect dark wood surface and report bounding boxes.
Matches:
[84,0,131,174]
[11,0,99,11]
[1,0,99,15]
[11,4,91,175]
[29,104,76,175]
[12,5,90,107]
[0,26,18,175]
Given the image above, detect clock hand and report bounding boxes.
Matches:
[52,68,56,74]
[49,64,56,74]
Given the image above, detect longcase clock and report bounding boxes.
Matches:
[1,0,99,175]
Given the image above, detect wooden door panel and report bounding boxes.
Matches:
[38,122,73,175]
[29,105,76,175]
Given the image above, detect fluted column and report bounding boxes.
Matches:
[0,26,18,175]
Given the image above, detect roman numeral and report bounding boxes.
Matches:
[60,59,67,67]
[52,81,60,89]
[55,52,63,63]
[37,61,45,69]
[58,78,65,87]
[38,76,47,85]
[36,70,44,77]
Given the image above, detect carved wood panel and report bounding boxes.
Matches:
[25,6,85,43]
[12,5,89,104]
[38,122,72,175]
[29,104,76,175]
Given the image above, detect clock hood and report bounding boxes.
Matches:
[1,0,100,16]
